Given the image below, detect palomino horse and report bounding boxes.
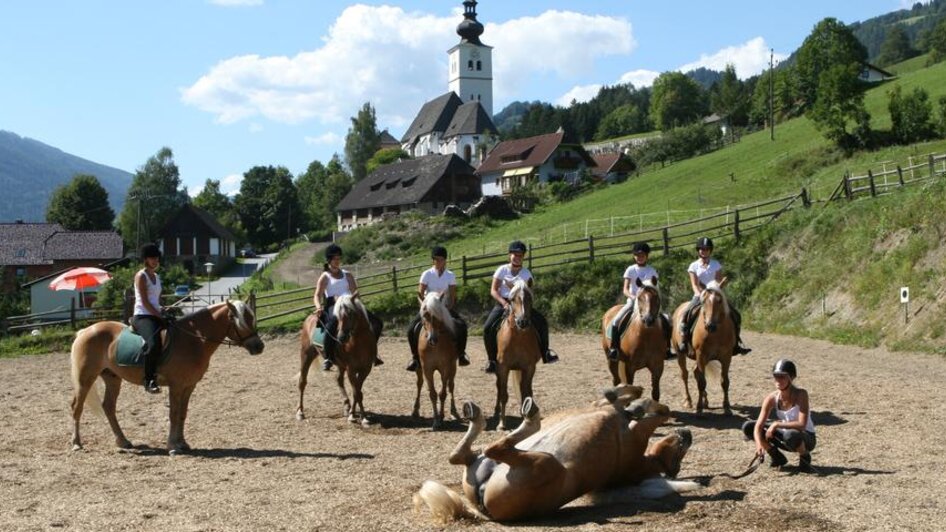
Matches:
[671,280,736,415]
[413,385,695,523]
[413,291,460,430]
[494,279,541,431]
[297,294,377,425]
[600,277,667,399]
[69,300,264,454]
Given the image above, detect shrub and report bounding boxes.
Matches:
[888,85,933,144]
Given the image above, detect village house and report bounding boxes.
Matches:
[591,152,637,183]
[476,130,597,196]
[157,203,238,275]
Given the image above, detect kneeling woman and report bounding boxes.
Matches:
[313,244,384,370]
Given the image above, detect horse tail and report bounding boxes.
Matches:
[413,480,487,523]
[70,327,105,419]
[586,477,700,506]
[704,360,722,383]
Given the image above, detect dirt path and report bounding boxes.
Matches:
[2,331,945,531]
[271,241,324,286]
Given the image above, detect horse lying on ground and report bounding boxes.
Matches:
[413,385,695,523]
[69,300,264,454]
[413,291,460,430]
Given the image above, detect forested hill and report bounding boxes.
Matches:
[850,0,946,63]
[0,130,132,222]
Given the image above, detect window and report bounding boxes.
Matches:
[14,248,26,258]
[476,60,482,71]
[468,60,473,70]
[464,145,472,163]
[15,267,26,277]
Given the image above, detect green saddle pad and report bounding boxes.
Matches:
[310,325,326,348]
[115,326,171,367]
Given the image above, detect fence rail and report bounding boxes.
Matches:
[829,153,946,202]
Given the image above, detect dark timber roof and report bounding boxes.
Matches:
[443,101,498,140]
[400,92,463,145]
[336,154,475,211]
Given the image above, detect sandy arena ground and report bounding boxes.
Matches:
[2,331,946,531]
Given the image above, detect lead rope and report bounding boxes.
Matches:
[718,452,764,480]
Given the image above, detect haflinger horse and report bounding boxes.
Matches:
[600,277,667,399]
[413,291,460,430]
[297,294,377,425]
[413,385,696,523]
[69,300,264,454]
[494,279,542,431]
[671,279,736,415]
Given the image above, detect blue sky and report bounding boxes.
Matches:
[0,0,923,197]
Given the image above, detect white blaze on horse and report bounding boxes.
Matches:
[297,294,377,425]
[600,277,668,399]
[493,279,542,431]
[671,279,736,415]
[413,385,695,523]
[69,300,264,454]
[413,291,460,430]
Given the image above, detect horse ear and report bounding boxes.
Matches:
[719,277,729,288]
[651,275,658,286]
[226,299,237,314]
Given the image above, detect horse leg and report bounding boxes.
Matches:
[436,369,449,429]
[449,401,486,466]
[70,374,96,451]
[494,367,510,432]
[678,353,693,410]
[100,370,132,449]
[426,367,440,430]
[167,384,195,454]
[411,362,423,418]
[336,368,352,418]
[485,397,542,456]
[447,365,459,421]
[608,359,621,386]
[348,370,368,425]
[176,385,196,451]
[721,357,732,416]
[296,344,318,420]
[650,355,664,402]
[694,365,708,415]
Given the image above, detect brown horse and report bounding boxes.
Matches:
[494,279,541,431]
[413,385,695,523]
[412,291,460,430]
[671,280,736,415]
[69,300,264,454]
[600,277,667,399]
[297,294,377,425]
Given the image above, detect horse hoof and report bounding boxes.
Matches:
[521,397,539,419]
[72,443,83,452]
[348,415,358,423]
[461,401,481,422]
[295,411,306,421]
[169,448,182,456]
[117,440,133,450]
[360,417,371,427]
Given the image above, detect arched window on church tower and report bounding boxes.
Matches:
[464,144,472,163]
[468,60,473,70]
[476,60,482,71]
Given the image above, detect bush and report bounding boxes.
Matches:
[888,85,934,144]
[936,95,946,138]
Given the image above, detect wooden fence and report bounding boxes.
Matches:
[828,152,946,202]
[252,189,810,324]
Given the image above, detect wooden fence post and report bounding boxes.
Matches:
[391,265,398,293]
[528,243,533,270]
[897,165,905,186]
[249,291,256,315]
[662,227,670,254]
[70,298,77,330]
[801,188,811,208]
[588,235,595,263]
[461,255,467,285]
[868,169,876,197]
[733,210,741,241]
[843,171,852,200]
[931,154,936,178]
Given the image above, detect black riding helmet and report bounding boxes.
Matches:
[696,236,714,250]
[632,242,651,254]
[431,245,448,259]
[508,240,527,253]
[140,243,162,260]
[325,244,343,260]
[772,359,797,379]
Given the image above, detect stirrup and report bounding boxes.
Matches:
[322,358,334,371]
[458,353,471,366]
[607,348,620,361]
[405,359,419,372]
[543,350,559,364]
[484,360,497,374]
[143,378,161,394]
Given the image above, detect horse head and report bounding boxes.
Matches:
[508,279,533,330]
[646,427,693,479]
[699,281,729,333]
[634,276,661,327]
[335,294,368,344]
[225,299,265,354]
[420,291,453,347]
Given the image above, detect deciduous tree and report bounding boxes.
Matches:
[233,165,300,249]
[649,71,708,131]
[46,174,115,230]
[344,102,381,181]
[116,147,188,251]
[795,18,868,108]
[877,25,917,66]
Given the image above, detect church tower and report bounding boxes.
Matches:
[447,0,493,117]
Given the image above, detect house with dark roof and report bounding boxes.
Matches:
[0,221,123,293]
[401,93,498,166]
[591,152,637,183]
[379,129,401,151]
[157,204,238,275]
[476,131,597,196]
[335,154,479,231]
[859,62,895,83]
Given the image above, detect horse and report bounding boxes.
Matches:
[297,294,377,425]
[494,279,542,431]
[69,300,264,454]
[600,277,667,399]
[412,291,460,430]
[412,385,695,523]
[671,280,736,415]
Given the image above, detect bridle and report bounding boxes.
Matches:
[166,308,260,348]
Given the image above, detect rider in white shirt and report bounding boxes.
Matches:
[405,246,470,371]
[131,243,165,394]
[606,242,670,360]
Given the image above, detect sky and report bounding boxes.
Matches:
[0,0,926,198]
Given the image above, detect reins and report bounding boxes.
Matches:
[165,312,255,348]
[718,452,764,480]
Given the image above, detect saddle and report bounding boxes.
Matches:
[115,326,172,367]
[309,324,327,348]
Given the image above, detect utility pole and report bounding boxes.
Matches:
[769,48,775,141]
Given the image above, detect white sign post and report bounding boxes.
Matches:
[900,287,909,323]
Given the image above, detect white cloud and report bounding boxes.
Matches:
[248,122,263,133]
[677,37,788,79]
[617,69,660,88]
[556,84,601,107]
[209,0,263,6]
[220,173,243,196]
[304,132,342,146]
[181,6,633,130]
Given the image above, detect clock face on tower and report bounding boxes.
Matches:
[470,48,481,60]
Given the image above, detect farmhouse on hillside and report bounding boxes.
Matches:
[591,152,637,183]
[858,62,896,83]
[335,154,479,231]
[157,204,238,275]
[476,130,597,196]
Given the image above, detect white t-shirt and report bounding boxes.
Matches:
[323,270,351,299]
[493,264,533,299]
[688,259,722,288]
[420,267,456,294]
[623,264,658,298]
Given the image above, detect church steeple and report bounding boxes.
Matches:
[456,0,484,45]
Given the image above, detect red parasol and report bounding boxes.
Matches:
[49,267,112,291]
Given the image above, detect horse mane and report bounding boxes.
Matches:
[421,292,455,334]
[508,279,532,301]
[336,294,369,323]
[632,278,660,319]
[702,281,730,317]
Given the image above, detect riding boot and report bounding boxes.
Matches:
[406,357,419,372]
[143,375,160,394]
[732,307,752,355]
[661,314,675,359]
[455,317,470,366]
[798,453,814,473]
[322,334,336,371]
[542,349,560,364]
[767,447,788,468]
[607,325,620,361]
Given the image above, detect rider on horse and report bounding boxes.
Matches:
[313,244,384,370]
[131,243,166,394]
[606,241,672,361]
[405,245,471,371]
[482,240,559,374]
[678,237,751,356]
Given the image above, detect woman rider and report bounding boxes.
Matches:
[607,241,663,361]
[131,243,165,394]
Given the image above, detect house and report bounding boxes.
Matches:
[379,129,401,151]
[475,130,597,196]
[21,257,127,319]
[335,154,480,231]
[591,152,637,183]
[157,204,238,275]
[858,62,895,83]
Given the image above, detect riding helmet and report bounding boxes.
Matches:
[325,244,343,260]
[772,359,797,379]
[632,242,651,254]
[431,245,448,259]
[696,236,714,250]
[140,243,162,260]
[508,240,527,254]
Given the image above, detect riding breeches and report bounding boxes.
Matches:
[483,304,549,361]
[742,420,817,452]
[407,310,468,357]
[131,315,163,379]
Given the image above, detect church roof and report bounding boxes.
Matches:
[442,101,498,140]
[336,154,476,211]
[400,92,463,145]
